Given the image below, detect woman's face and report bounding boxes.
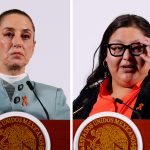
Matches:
[0,13,35,74]
[106,27,150,87]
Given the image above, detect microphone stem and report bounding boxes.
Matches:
[33,90,50,120]
[123,102,141,119]
[73,106,83,116]
[123,102,133,110]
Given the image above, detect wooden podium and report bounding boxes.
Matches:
[73,120,150,150]
[41,120,150,149]
[41,120,70,150]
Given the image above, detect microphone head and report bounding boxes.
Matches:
[115,98,123,104]
[26,81,34,90]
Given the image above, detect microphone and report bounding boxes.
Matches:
[115,98,141,119]
[26,81,50,120]
[73,98,88,117]
[88,81,101,89]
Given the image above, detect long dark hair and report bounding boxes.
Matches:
[85,14,150,88]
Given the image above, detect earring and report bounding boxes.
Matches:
[103,59,107,68]
[103,60,109,78]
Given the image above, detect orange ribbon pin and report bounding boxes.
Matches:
[136,103,144,111]
[22,96,28,106]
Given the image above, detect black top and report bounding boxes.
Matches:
[73,71,150,119]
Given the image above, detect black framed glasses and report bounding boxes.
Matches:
[106,42,146,57]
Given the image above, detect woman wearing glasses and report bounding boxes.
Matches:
[73,14,150,119]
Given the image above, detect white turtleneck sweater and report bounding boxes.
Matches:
[0,73,27,84]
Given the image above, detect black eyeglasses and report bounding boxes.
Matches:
[106,42,146,57]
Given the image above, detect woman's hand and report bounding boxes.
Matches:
[140,37,150,63]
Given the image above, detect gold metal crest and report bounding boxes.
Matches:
[74,112,143,150]
[0,116,46,150]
